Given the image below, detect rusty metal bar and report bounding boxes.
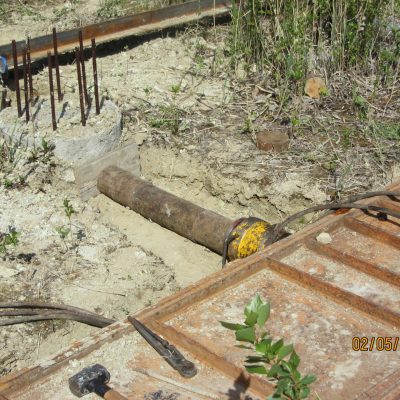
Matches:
[264,256,400,328]
[75,47,86,127]
[305,239,400,287]
[358,369,400,400]
[1,90,6,111]
[343,216,400,249]
[379,198,400,213]
[22,48,30,123]
[52,28,62,101]
[11,40,22,117]
[91,38,100,115]
[0,0,231,66]
[47,52,57,131]
[78,30,89,106]
[147,319,273,398]
[97,166,232,254]
[26,37,34,104]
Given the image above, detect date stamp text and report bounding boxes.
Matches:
[352,337,399,351]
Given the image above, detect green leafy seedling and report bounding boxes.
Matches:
[56,199,76,250]
[3,179,13,189]
[0,229,20,255]
[55,226,70,240]
[63,198,75,219]
[170,84,181,94]
[221,294,316,399]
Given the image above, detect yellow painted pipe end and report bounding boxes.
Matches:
[228,218,272,260]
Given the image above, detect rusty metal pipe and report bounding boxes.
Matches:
[97,166,232,254]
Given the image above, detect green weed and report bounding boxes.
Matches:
[148,104,183,135]
[56,199,76,250]
[3,179,13,189]
[0,228,20,256]
[97,0,129,19]
[221,294,316,399]
[170,84,181,94]
[352,89,369,119]
[370,122,400,140]
[227,0,399,86]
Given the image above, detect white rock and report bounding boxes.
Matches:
[316,232,332,244]
[0,263,18,278]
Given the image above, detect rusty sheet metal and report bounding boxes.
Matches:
[1,181,399,399]
[0,0,231,66]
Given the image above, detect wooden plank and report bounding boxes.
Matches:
[0,0,231,65]
[73,141,141,200]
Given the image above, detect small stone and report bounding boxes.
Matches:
[304,76,327,99]
[316,232,332,244]
[256,128,290,153]
[62,168,75,183]
[0,264,17,278]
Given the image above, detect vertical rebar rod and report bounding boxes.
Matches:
[22,48,30,123]
[47,51,57,131]
[12,40,22,117]
[26,36,34,104]
[91,38,100,115]
[1,89,6,111]
[75,47,86,127]
[78,30,89,106]
[52,27,62,101]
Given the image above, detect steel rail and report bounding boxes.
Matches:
[0,0,231,68]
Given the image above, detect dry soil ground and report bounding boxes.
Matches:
[1,0,399,377]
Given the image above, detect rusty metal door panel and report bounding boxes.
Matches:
[166,267,399,400]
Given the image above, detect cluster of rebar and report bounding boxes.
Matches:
[8,28,101,131]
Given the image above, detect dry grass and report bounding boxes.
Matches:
[123,23,400,204]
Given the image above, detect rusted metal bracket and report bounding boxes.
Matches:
[0,0,231,67]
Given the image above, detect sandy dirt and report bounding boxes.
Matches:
[1,0,399,381]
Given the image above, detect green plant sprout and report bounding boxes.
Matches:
[221,294,316,400]
[56,199,76,249]
[170,84,181,94]
[0,228,20,256]
[63,198,75,220]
